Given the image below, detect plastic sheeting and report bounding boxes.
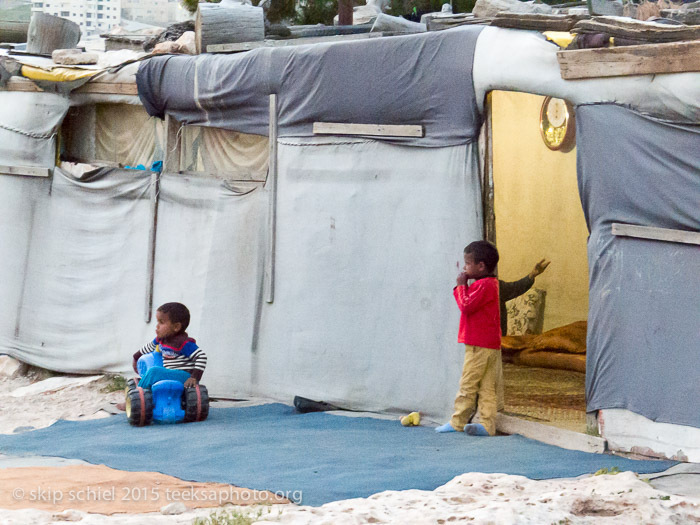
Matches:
[473,26,700,123]
[181,126,269,177]
[136,26,484,147]
[0,140,482,418]
[577,104,700,428]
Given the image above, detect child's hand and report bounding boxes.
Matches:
[184,377,198,388]
[456,272,469,286]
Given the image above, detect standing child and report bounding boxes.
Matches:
[436,241,501,436]
[133,302,207,389]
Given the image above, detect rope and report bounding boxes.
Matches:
[0,122,56,140]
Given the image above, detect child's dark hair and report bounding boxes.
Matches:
[464,241,499,273]
[157,302,190,332]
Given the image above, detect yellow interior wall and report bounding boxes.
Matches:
[492,90,589,331]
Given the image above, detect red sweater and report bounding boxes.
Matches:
[453,276,501,350]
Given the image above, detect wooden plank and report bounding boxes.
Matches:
[265,94,278,304]
[313,122,424,138]
[0,77,138,95]
[497,413,607,453]
[558,41,700,79]
[574,17,700,42]
[0,165,51,177]
[207,32,383,53]
[74,82,138,95]
[612,222,700,246]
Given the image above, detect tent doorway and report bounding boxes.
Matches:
[489,90,589,433]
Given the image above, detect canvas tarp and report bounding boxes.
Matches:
[0,92,68,169]
[136,26,484,147]
[576,104,700,428]
[0,139,481,418]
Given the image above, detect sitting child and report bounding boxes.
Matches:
[133,302,207,389]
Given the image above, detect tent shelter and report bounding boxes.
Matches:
[0,24,698,460]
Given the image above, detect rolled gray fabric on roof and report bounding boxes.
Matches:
[577,103,700,428]
[136,26,484,147]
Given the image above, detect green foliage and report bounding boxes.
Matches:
[266,0,298,23]
[294,0,339,25]
[593,466,621,476]
[101,375,127,393]
[192,506,277,525]
[388,0,476,18]
[181,0,222,15]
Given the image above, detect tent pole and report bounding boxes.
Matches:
[481,92,496,244]
[144,114,179,322]
[145,169,160,323]
[265,94,278,304]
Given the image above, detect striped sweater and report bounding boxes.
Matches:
[133,334,207,381]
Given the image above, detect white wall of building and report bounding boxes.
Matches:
[31,0,121,36]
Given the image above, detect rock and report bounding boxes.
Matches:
[473,0,553,18]
[175,31,196,55]
[52,509,83,521]
[144,20,194,52]
[153,41,182,54]
[52,48,99,65]
[161,501,188,515]
[0,355,25,379]
[588,0,623,16]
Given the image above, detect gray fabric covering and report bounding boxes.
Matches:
[136,26,484,147]
[577,104,700,428]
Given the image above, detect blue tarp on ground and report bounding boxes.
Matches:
[0,404,675,506]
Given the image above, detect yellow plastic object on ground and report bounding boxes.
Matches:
[401,411,421,426]
[21,65,98,82]
[543,31,575,48]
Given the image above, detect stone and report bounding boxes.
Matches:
[473,0,553,18]
[0,355,24,379]
[161,501,188,515]
[52,509,83,521]
[52,48,98,65]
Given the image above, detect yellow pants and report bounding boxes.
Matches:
[449,345,500,436]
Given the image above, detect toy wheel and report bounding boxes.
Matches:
[126,387,153,426]
[183,384,209,422]
[125,378,137,392]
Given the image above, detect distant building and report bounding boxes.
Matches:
[30,0,122,36]
[122,0,190,27]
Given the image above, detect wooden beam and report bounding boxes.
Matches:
[74,82,138,95]
[265,94,278,304]
[612,222,700,246]
[558,41,700,80]
[0,77,138,95]
[0,165,51,177]
[313,122,424,138]
[497,413,607,453]
[207,32,383,53]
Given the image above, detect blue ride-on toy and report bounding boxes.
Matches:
[125,352,209,426]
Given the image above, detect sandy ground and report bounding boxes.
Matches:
[1,357,700,524]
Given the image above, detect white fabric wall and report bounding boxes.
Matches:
[252,138,482,416]
[0,92,68,168]
[0,139,481,419]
